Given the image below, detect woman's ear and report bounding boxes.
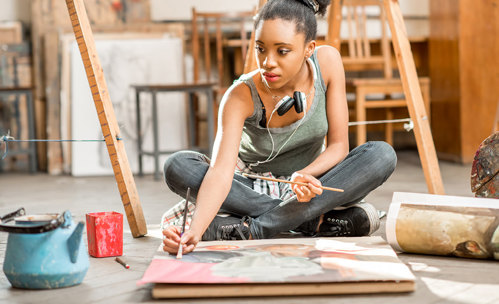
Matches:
[305,40,316,59]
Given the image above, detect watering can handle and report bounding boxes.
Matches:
[0,208,66,234]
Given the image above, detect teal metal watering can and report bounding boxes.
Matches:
[0,208,89,289]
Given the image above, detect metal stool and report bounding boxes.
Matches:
[133,83,216,180]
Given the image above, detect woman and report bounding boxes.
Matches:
[162,0,396,255]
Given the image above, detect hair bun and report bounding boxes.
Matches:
[303,0,320,14]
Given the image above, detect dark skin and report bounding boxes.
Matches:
[163,18,348,255]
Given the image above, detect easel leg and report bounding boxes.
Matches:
[384,0,445,194]
[66,0,147,237]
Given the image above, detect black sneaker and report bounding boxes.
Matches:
[202,215,252,241]
[317,202,380,237]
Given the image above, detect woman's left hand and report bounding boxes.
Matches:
[290,172,323,202]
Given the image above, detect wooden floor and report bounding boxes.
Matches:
[0,150,498,303]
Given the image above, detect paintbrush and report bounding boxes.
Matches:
[242,173,344,192]
[176,187,190,259]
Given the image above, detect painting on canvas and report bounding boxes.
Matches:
[139,237,415,285]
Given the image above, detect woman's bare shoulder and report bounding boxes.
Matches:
[219,77,255,118]
[315,45,344,84]
[316,45,342,68]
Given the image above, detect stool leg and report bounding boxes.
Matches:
[206,89,215,156]
[188,92,196,149]
[27,92,37,173]
[152,91,160,181]
[356,87,367,146]
[135,89,143,177]
[385,108,394,146]
[384,93,394,146]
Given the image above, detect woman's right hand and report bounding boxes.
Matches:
[162,226,200,255]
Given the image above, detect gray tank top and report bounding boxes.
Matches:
[236,50,328,176]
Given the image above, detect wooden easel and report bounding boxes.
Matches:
[65,0,147,237]
[382,0,444,194]
[327,0,446,194]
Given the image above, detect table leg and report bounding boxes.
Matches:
[26,92,37,173]
[135,89,143,176]
[205,89,215,156]
[152,91,160,180]
[188,92,196,149]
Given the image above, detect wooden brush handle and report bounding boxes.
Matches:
[241,173,344,192]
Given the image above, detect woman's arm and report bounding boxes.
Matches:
[189,84,254,238]
[291,46,349,201]
[163,82,253,254]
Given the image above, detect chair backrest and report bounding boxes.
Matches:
[327,0,392,79]
[191,8,255,89]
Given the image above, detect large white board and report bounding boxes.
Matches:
[70,36,186,176]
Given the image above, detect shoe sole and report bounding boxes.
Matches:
[355,202,380,235]
[332,199,366,210]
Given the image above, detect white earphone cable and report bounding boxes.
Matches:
[247,58,316,170]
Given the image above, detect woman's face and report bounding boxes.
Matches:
[255,18,312,90]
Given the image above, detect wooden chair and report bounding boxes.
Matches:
[328,0,430,146]
[191,8,255,141]
[192,8,255,88]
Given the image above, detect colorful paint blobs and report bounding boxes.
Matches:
[203,245,240,251]
[86,212,123,257]
[138,237,415,285]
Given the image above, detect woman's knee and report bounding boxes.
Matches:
[367,141,397,180]
[163,150,206,189]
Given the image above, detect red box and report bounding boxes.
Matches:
[86,212,123,258]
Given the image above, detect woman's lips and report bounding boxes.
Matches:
[263,72,280,82]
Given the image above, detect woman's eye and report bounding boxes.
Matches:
[278,49,290,55]
[255,46,265,53]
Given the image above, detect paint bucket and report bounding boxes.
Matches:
[86,212,123,258]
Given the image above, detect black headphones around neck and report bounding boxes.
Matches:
[258,91,306,127]
[258,57,316,126]
[272,57,316,116]
[275,91,306,116]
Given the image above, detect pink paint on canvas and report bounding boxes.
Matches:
[138,259,248,285]
[86,212,123,257]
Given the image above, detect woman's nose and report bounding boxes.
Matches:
[263,56,277,69]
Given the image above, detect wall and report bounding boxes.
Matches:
[429,0,499,163]
[1,0,429,24]
[0,0,31,23]
[151,0,429,21]
[399,0,428,17]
